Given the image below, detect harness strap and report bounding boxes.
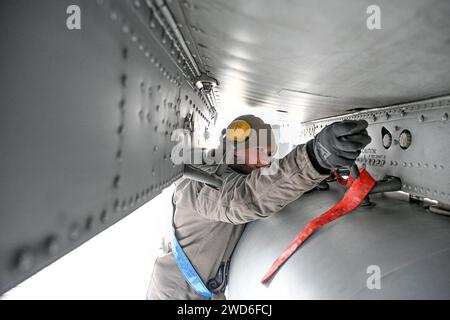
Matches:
[261,168,376,284]
[171,233,213,299]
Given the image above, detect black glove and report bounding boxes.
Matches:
[306,120,371,173]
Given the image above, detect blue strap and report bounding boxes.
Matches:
[171,233,213,299]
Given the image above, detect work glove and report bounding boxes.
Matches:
[306,120,371,173]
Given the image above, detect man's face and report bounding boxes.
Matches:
[235,146,273,173]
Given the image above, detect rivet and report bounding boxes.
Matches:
[113,200,120,213]
[116,149,123,161]
[113,175,121,189]
[418,115,425,122]
[69,225,81,241]
[44,236,60,256]
[122,24,130,34]
[443,113,448,121]
[119,98,126,109]
[117,124,124,135]
[122,48,128,60]
[121,74,127,87]
[15,249,35,272]
[400,110,406,117]
[85,215,94,231]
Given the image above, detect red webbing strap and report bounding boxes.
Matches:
[261,168,376,284]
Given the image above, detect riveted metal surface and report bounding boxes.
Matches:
[229,183,450,299]
[0,0,211,294]
[174,0,450,122]
[299,96,450,206]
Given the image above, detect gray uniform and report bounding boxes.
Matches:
[147,144,328,300]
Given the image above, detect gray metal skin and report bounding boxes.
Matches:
[1,0,450,298]
[0,0,214,294]
[228,183,450,299]
[176,0,450,121]
[300,97,450,207]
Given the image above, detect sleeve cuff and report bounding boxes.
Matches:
[306,140,332,176]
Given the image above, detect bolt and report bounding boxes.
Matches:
[443,113,448,121]
[418,115,425,122]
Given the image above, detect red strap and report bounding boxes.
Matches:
[261,168,376,284]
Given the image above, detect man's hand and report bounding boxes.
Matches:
[307,120,371,171]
